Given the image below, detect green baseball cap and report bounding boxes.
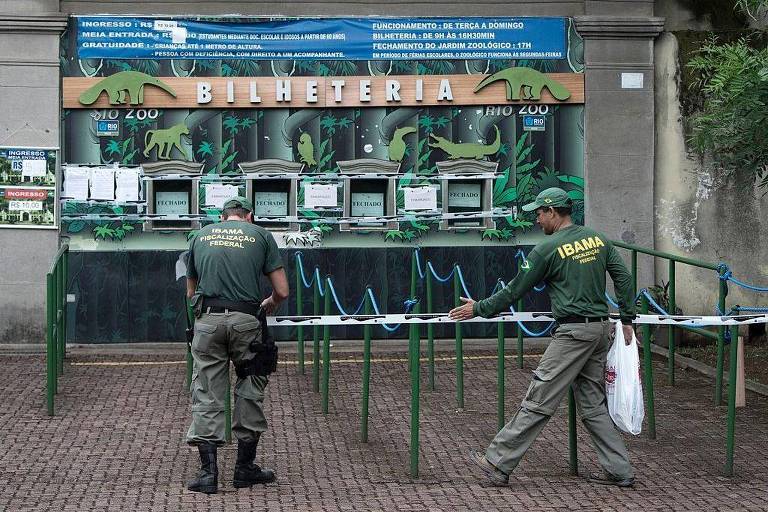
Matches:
[222,196,254,212]
[521,187,573,212]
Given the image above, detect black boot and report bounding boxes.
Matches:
[233,434,276,487]
[187,443,218,494]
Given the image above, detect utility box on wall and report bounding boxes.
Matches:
[240,159,300,231]
[438,160,496,231]
[143,161,203,231]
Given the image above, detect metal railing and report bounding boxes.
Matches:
[45,244,69,416]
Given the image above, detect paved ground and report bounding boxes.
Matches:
[2,342,768,511]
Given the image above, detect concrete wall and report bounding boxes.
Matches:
[0,6,67,343]
[654,30,768,315]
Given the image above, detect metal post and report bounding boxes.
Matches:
[313,266,320,393]
[716,277,727,405]
[426,262,435,391]
[724,325,739,476]
[453,266,464,410]
[409,252,417,369]
[497,304,505,431]
[410,300,421,478]
[296,256,304,375]
[517,298,524,369]
[668,260,676,386]
[361,288,372,442]
[641,294,656,439]
[46,272,54,415]
[56,260,64,376]
[225,365,232,443]
[568,387,578,475]
[322,277,331,414]
[62,250,68,360]
[631,250,638,299]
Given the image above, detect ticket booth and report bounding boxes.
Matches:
[438,160,497,231]
[143,161,203,231]
[240,159,300,231]
[338,159,399,232]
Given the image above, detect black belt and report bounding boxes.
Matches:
[203,297,260,317]
[555,315,608,324]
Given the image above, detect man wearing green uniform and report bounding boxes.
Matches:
[449,187,636,488]
[185,196,289,494]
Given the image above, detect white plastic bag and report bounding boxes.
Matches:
[605,320,645,435]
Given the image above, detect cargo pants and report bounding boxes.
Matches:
[186,310,268,446]
[485,320,634,479]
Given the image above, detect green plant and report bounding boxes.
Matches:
[686,22,768,187]
[641,280,684,315]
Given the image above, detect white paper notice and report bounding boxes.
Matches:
[115,168,140,202]
[621,72,644,89]
[304,184,337,209]
[404,186,437,211]
[171,27,188,44]
[90,168,115,200]
[63,167,89,200]
[204,184,240,208]
[9,200,43,211]
[21,160,47,177]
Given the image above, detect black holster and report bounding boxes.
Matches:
[233,308,278,379]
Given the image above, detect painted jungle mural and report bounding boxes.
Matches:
[59,17,586,342]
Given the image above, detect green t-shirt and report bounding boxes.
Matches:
[186,220,284,304]
[473,225,636,323]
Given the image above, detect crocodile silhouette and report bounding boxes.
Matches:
[474,67,571,101]
[428,126,501,160]
[79,71,177,106]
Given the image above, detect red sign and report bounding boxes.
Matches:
[5,189,48,200]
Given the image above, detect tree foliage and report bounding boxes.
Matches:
[686,0,768,187]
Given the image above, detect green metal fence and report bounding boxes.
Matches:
[45,244,69,416]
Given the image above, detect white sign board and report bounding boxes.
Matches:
[204,183,240,208]
[621,72,644,89]
[253,191,288,216]
[404,186,437,211]
[448,183,481,208]
[9,200,43,211]
[351,192,385,217]
[156,191,189,215]
[21,159,47,178]
[89,168,115,200]
[62,167,90,200]
[304,183,337,209]
[115,168,140,202]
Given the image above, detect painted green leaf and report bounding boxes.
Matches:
[66,220,87,233]
[557,175,585,188]
[567,190,584,200]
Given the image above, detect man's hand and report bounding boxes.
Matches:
[622,324,635,346]
[448,297,476,321]
[260,295,278,315]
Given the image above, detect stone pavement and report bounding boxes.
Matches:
[2,343,768,511]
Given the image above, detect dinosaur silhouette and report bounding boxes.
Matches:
[387,126,417,162]
[428,126,501,160]
[297,133,316,167]
[79,71,177,106]
[474,67,571,101]
[144,123,190,160]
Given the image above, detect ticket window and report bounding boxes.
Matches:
[248,179,296,231]
[147,179,199,230]
[440,179,495,230]
[341,178,397,231]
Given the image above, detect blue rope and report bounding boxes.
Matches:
[326,278,366,316]
[734,305,768,313]
[315,268,325,296]
[293,252,316,289]
[414,249,427,280]
[455,266,474,299]
[508,304,554,337]
[640,289,708,328]
[726,275,768,292]
[427,261,455,283]
[605,292,620,309]
[366,288,401,332]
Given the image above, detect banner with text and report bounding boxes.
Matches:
[76,16,566,61]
